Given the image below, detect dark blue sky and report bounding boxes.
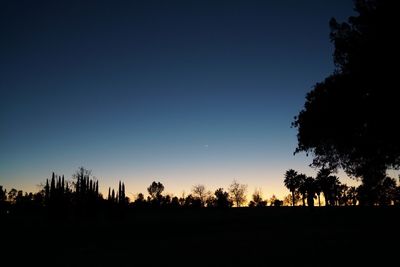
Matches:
[0,0,356,197]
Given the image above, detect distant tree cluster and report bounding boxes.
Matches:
[284,168,400,206]
[107,181,127,205]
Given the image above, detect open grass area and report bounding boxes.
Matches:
[1,207,398,267]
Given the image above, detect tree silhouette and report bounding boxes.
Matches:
[0,186,6,203]
[304,177,316,207]
[214,188,232,208]
[376,177,397,206]
[228,180,247,207]
[249,188,267,207]
[314,177,322,207]
[8,188,17,203]
[192,184,208,207]
[269,195,283,207]
[347,186,358,206]
[284,169,300,206]
[283,193,300,206]
[297,174,308,206]
[319,173,340,206]
[147,181,164,199]
[147,181,164,207]
[293,0,399,205]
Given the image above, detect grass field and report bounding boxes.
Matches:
[1,207,398,266]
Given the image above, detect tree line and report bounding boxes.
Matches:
[1,166,400,216]
[284,168,400,207]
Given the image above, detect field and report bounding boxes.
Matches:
[2,207,398,266]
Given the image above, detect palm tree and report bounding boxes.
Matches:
[324,175,340,206]
[314,178,322,206]
[316,168,335,206]
[304,176,316,207]
[347,186,358,206]
[297,174,308,206]
[284,169,300,206]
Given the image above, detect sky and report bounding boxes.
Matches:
[0,0,358,200]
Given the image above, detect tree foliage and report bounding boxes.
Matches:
[293,0,398,204]
[228,180,247,207]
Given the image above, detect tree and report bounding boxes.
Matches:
[8,188,17,203]
[228,180,247,207]
[147,181,164,207]
[292,0,399,205]
[297,174,308,206]
[269,195,283,207]
[347,186,358,206]
[214,188,232,208]
[147,181,164,200]
[303,177,316,207]
[191,184,208,207]
[133,193,146,207]
[284,169,300,206]
[376,177,397,206]
[0,186,6,202]
[283,193,300,206]
[249,188,267,207]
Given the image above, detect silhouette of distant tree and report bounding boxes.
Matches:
[347,186,358,206]
[118,181,126,205]
[376,177,397,206]
[111,189,115,202]
[336,184,347,206]
[249,188,267,207]
[315,168,340,206]
[304,177,316,207]
[284,169,300,206]
[228,180,247,207]
[183,194,202,208]
[44,179,50,205]
[394,184,400,206]
[8,188,17,203]
[205,194,216,208]
[132,193,146,208]
[297,174,308,206]
[0,186,7,203]
[269,195,283,207]
[147,181,164,207]
[293,0,399,205]
[283,193,300,206]
[147,181,164,199]
[192,184,208,207]
[214,188,232,208]
[170,196,180,208]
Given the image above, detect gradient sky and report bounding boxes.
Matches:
[0,0,358,199]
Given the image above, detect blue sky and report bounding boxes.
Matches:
[0,0,357,199]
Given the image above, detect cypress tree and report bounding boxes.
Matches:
[118,181,122,203]
[50,172,56,201]
[95,181,99,196]
[61,175,65,194]
[57,176,61,190]
[122,183,125,204]
[45,179,50,204]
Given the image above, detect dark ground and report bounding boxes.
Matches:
[1,207,398,267]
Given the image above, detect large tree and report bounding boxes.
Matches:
[293,0,398,204]
[228,180,248,207]
[283,169,300,206]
